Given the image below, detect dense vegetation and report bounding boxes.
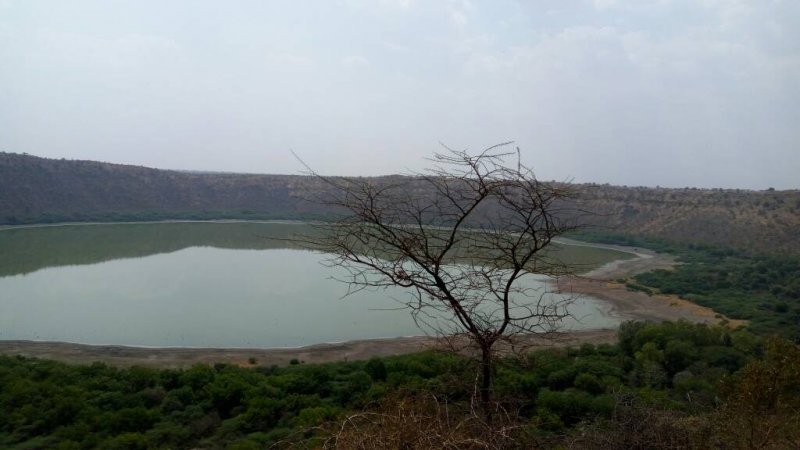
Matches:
[2,322,798,449]
[574,232,800,342]
[3,152,799,254]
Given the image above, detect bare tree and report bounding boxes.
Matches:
[299,143,582,420]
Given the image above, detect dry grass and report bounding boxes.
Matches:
[561,394,710,450]
[314,393,536,450]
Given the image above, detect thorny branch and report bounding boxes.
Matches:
[293,143,586,418]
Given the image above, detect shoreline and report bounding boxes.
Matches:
[0,235,739,368]
[555,242,747,328]
[0,218,314,232]
[0,330,621,369]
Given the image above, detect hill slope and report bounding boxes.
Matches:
[2,152,798,254]
[0,152,326,221]
[574,183,800,254]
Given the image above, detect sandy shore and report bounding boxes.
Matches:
[0,329,620,369]
[554,240,746,328]
[0,240,739,368]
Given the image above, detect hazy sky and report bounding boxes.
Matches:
[2,0,798,189]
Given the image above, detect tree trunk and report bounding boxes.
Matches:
[480,345,493,424]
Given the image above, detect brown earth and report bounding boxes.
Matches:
[0,241,740,369]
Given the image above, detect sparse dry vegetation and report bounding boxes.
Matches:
[3,152,799,254]
[318,393,532,450]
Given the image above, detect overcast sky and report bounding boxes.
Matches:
[1,0,798,189]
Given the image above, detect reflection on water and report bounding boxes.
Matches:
[0,221,632,277]
[0,221,312,277]
[0,222,627,348]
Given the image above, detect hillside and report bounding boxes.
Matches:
[2,152,798,254]
[574,183,800,254]
[0,152,328,222]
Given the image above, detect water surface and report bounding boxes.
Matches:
[0,222,631,348]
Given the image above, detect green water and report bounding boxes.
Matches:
[0,222,632,348]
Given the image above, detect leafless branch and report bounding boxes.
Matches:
[297,143,584,420]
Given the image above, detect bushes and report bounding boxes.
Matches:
[573,231,800,341]
[537,389,600,427]
[714,338,800,448]
[5,353,375,447]
[634,251,800,341]
[0,355,369,448]
[364,357,387,381]
[0,322,781,448]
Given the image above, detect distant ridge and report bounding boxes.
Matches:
[0,152,327,223]
[1,152,798,254]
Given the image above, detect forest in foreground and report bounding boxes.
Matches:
[2,321,799,449]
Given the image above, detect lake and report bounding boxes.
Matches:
[0,222,633,348]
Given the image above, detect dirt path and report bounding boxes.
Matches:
[0,240,737,369]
